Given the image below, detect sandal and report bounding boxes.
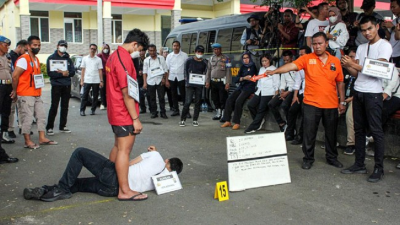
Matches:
[39,140,58,145]
[24,143,40,149]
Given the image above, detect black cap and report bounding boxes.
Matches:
[195,45,205,53]
[58,40,68,47]
[361,0,375,10]
[247,14,260,23]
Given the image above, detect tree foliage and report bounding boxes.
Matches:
[216,0,334,9]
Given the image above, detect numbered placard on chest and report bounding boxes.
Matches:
[151,171,182,195]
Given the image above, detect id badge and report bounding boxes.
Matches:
[34,74,45,89]
[150,67,164,77]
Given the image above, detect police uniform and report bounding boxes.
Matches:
[0,36,18,164]
[205,43,232,120]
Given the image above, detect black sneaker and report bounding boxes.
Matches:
[8,131,16,138]
[368,168,384,183]
[60,127,72,133]
[291,138,302,145]
[24,187,45,200]
[343,146,355,155]
[40,186,72,202]
[47,128,54,136]
[341,164,367,174]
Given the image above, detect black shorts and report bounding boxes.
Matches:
[111,125,136,137]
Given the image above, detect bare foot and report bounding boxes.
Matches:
[118,189,147,200]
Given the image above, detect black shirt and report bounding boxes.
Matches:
[185,57,207,87]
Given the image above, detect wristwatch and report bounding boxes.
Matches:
[340,102,347,106]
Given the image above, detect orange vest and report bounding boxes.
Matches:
[16,54,42,96]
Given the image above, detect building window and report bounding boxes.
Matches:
[112,15,122,43]
[64,12,82,43]
[30,11,49,42]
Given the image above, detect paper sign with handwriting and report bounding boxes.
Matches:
[227,133,291,191]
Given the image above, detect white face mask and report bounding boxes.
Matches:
[103,49,109,54]
[195,54,203,59]
[59,46,67,53]
[130,51,140,59]
[329,16,338,23]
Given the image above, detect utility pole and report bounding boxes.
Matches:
[97,0,103,49]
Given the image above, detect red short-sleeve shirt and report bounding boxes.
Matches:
[106,46,139,125]
[293,52,344,108]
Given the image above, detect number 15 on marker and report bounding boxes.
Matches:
[214,181,229,201]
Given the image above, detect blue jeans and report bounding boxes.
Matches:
[58,147,119,197]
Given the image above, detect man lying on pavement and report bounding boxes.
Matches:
[23,145,183,202]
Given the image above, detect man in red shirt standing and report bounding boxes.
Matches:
[106,29,149,201]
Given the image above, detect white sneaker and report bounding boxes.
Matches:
[60,127,72,133]
[179,121,185,127]
[100,105,106,110]
[47,129,54,136]
[257,118,265,131]
[192,121,199,127]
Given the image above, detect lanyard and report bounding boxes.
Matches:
[28,54,39,73]
[148,56,161,69]
[366,43,370,58]
[117,50,130,76]
[329,25,336,33]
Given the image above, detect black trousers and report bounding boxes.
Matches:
[302,103,339,164]
[165,86,173,109]
[58,147,118,197]
[0,84,12,159]
[222,89,252,124]
[170,78,186,112]
[268,92,294,126]
[181,86,202,121]
[286,93,304,138]
[80,83,100,112]
[148,83,166,114]
[247,94,273,131]
[47,85,71,130]
[100,76,107,107]
[139,87,150,112]
[382,96,400,125]
[211,81,228,109]
[353,91,385,169]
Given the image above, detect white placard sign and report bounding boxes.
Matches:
[227,133,291,192]
[127,75,140,103]
[33,74,45,89]
[361,58,395,80]
[49,60,68,71]
[189,73,206,85]
[151,171,182,195]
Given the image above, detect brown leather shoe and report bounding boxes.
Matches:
[232,124,240,130]
[221,122,232,128]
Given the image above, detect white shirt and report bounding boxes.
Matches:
[128,151,166,193]
[81,55,103,84]
[166,51,188,81]
[305,19,329,37]
[16,55,39,70]
[279,71,298,91]
[255,66,279,96]
[382,69,400,99]
[355,39,393,93]
[292,70,305,95]
[390,19,400,57]
[143,55,168,85]
[323,22,349,49]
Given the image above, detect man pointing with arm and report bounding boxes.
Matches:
[265,32,345,170]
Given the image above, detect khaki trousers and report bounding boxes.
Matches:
[346,101,355,146]
[17,96,46,134]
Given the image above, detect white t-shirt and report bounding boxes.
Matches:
[81,55,103,84]
[16,56,39,70]
[255,66,279,96]
[166,51,188,81]
[390,19,400,57]
[355,39,393,93]
[305,19,329,37]
[128,151,165,193]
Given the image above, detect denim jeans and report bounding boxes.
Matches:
[222,89,252,124]
[302,103,338,164]
[59,147,119,197]
[353,91,385,169]
[47,85,71,130]
[181,86,202,121]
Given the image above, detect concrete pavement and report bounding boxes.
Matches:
[1,87,400,225]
